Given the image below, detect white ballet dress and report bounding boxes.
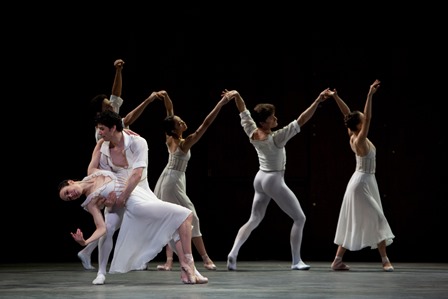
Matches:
[333,146,395,250]
[81,170,192,273]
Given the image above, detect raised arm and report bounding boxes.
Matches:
[222,89,246,112]
[181,94,231,151]
[357,79,380,143]
[296,88,329,127]
[158,90,174,117]
[111,59,124,97]
[122,91,162,128]
[328,88,351,117]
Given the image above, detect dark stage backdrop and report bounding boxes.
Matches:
[4,6,444,264]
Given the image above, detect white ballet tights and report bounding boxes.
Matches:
[79,239,98,257]
[97,208,123,276]
[228,170,307,266]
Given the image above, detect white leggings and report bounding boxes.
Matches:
[228,170,307,265]
[98,207,124,275]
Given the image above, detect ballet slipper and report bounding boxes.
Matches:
[194,267,209,284]
[291,261,310,270]
[180,264,196,284]
[227,255,237,271]
[157,257,173,271]
[382,257,394,272]
[204,262,217,270]
[78,251,95,270]
[202,254,217,270]
[180,254,196,284]
[331,259,350,271]
[92,273,106,285]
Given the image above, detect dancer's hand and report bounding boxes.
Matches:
[71,228,86,246]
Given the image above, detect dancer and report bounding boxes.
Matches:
[154,90,231,271]
[327,79,395,272]
[78,108,158,284]
[89,59,153,142]
[58,169,208,285]
[77,58,126,270]
[79,59,157,270]
[223,88,329,271]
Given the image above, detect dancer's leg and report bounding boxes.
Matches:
[227,172,270,270]
[157,245,174,271]
[378,240,394,271]
[78,240,97,270]
[331,246,350,271]
[175,213,208,284]
[192,237,216,270]
[92,209,122,285]
[267,174,309,270]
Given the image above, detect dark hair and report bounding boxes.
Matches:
[94,109,124,131]
[57,180,70,193]
[252,103,275,128]
[344,111,362,131]
[90,94,108,119]
[163,115,180,138]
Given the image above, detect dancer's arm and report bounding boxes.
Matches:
[111,59,124,97]
[328,88,351,117]
[222,89,246,112]
[296,89,329,127]
[181,95,231,151]
[87,140,103,175]
[357,79,380,144]
[122,91,162,128]
[159,90,174,117]
[71,199,106,246]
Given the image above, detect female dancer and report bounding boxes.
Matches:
[327,79,395,272]
[154,90,231,271]
[58,168,208,284]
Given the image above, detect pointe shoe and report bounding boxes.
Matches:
[157,264,173,271]
[78,251,95,270]
[204,262,217,270]
[194,268,209,284]
[227,255,237,271]
[157,257,173,271]
[331,259,350,271]
[180,264,196,284]
[202,255,217,270]
[92,273,106,285]
[291,261,310,270]
[382,258,394,272]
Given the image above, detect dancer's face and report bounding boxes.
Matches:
[96,123,114,141]
[263,114,278,129]
[59,181,82,201]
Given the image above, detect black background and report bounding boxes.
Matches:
[4,5,444,264]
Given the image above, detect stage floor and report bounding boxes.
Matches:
[1,261,447,299]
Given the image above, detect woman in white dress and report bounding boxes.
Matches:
[58,168,208,284]
[328,79,395,272]
[154,90,231,271]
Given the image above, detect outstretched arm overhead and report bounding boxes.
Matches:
[221,89,246,113]
[122,91,162,128]
[296,88,329,127]
[327,88,351,117]
[358,79,380,144]
[111,59,124,97]
[158,90,174,117]
[181,93,232,151]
